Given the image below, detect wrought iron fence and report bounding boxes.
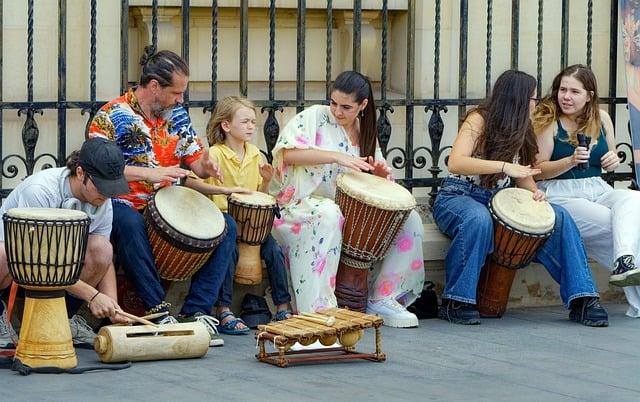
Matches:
[0,0,636,202]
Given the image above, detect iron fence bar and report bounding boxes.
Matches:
[208,0,218,111]
[120,0,129,95]
[561,0,569,69]
[27,0,34,103]
[58,0,66,164]
[81,0,98,138]
[261,0,282,161]
[458,0,468,123]
[510,0,519,69]
[296,0,306,112]
[325,0,332,99]
[586,0,592,67]
[608,0,619,127]
[353,0,361,72]
[377,0,393,156]
[537,0,543,99]
[152,0,158,49]
[485,0,493,96]
[182,0,190,107]
[434,0,441,99]
[404,0,415,187]
[240,0,248,97]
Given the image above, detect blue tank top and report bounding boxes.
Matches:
[549,121,607,180]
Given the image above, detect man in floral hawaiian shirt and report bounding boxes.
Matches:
[88,46,234,347]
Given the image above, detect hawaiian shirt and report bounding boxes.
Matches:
[88,88,204,210]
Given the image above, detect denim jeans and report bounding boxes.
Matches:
[217,234,291,307]
[432,177,599,308]
[111,201,236,316]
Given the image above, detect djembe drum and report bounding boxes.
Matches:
[145,186,227,281]
[476,188,555,317]
[334,171,416,312]
[228,191,279,285]
[3,208,90,369]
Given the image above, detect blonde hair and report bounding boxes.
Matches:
[206,96,257,145]
[532,64,602,146]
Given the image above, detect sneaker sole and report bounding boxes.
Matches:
[569,312,609,327]
[210,339,225,347]
[437,311,480,325]
[610,268,640,287]
[366,310,419,328]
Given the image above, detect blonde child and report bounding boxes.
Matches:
[189,96,292,334]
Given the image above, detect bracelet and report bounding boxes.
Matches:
[501,162,506,173]
[88,290,100,307]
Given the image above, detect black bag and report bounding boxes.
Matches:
[407,281,439,319]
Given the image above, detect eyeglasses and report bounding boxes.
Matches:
[530,97,541,106]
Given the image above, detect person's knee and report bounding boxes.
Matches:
[223,214,237,240]
[0,241,11,289]
[84,236,113,273]
[463,206,493,235]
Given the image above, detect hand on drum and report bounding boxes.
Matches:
[366,156,393,181]
[259,163,275,182]
[531,189,546,202]
[147,165,190,184]
[223,186,252,195]
[335,153,374,172]
[88,293,129,324]
[502,163,541,178]
[600,150,620,172]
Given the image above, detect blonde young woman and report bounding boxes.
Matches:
[533,64,640,318]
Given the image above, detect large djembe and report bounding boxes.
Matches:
[3,208,90,369]
[334,172,416,312]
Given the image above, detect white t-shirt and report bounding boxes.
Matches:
[0,167,112,240]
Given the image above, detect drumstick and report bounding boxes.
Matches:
[140,311,169,321]
[294,314,335,327]
[115,309,159,327]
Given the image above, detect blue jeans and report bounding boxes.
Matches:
[111,201,236,316]
[432,177,599,308]
[217,234,291,307]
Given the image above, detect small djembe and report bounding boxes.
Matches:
[3,208,90,369]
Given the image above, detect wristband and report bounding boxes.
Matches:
[88,290,100,307]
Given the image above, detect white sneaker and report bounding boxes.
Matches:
[1,301,18,350]
[178,313,224,347]
[157,315,179,325]
[366,298,418,328]
[69,314,96,346]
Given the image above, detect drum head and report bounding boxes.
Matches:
[4,207,88,221]
[336,171,416,210]
[154,186,225,240]
[229,191,276,206]
[490,188,555,234]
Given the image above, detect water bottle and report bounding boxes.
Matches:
[576,133,591,170]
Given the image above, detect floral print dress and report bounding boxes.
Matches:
[269,105,425,313]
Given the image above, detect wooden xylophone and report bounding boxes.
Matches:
[256,308,385,367]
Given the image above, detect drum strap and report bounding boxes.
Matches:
[0,357,131,375]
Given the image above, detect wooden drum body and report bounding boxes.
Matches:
[145,186,227,281]
[3,208,90,369]
[228,192,277,285]
[477,188,555,317]
[334,172,416,312]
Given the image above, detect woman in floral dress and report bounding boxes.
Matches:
[269,71,425,327]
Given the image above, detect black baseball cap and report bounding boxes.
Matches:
[78,137,129,198]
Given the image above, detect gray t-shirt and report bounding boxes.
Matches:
[0,167,112,240]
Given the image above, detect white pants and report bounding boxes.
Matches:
[539,177,640,317]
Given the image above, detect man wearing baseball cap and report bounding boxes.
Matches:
[0,137,130,353]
